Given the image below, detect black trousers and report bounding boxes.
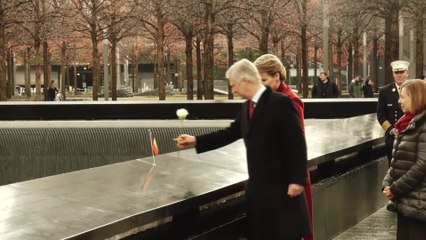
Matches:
[397,213,426,240]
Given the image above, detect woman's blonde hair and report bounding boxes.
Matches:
[253,54,286,81]
[401,79,426,114]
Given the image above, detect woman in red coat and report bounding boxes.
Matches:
[254,54,313,240]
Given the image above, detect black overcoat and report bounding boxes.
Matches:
[377,83,404,135]
[196,87,311,239]
[377,83,404,161]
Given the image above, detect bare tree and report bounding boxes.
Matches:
[366,16,384,92]
[329,0,371,91]
[240,0,292,55]
[290,0,312,98]
[71,0,111,100]
[170,0,200,100]
[47,0,80,99]
[404,0,425,77]
[364,0,408,85]
[195,34,203,99]
[121,36,145,93]
[135,0,170,100]
[0,1,30,101]
[100,0,137,100]
[216,1,246,99]
[197,0,233,99]
[16,0,57,100]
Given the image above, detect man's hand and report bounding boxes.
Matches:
[383,186,394,200]
[175,134,196,149]
[287,183,304,198]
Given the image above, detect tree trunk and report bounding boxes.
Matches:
[34,38,42,100]
[280,40,290,83]
[384,14,392,85]
[371,36,379,92]
[7,49,16,98]
[314,45,318,79]
[43,41,49,100]
[157,9,165,100]
[328,39,333,82]
[390,12,399,63]
[110,40,117,101]
[259,8,269,54]
[73,62,78,95]
[24,48,31,97]
[91,30,100,100]
[196,36,203,99]
[65,63,69,94]
[204,0,214,100]
[336,38,343,94]
[132,61,137,93]
[184,32,194,100]
[384,9,399,85]
[60,42,66,98]
[153,56,158,89]
[415,9,423,77]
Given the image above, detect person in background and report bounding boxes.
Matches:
[47,80,58,101]
[311,71,339,98]
[382,79,426,240]
[348,74,362,98]
[176,59,311,240]
[362,77,374,98]
[377,60,410,164]
[254,53,313,240]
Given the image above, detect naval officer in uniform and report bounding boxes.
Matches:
[377,60,410,164]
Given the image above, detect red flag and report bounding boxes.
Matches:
[151,136,159,155]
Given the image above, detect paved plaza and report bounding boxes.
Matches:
[333,206,397,240]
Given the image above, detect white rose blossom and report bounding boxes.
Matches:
[176,108,188,159]
[176,108,189,120]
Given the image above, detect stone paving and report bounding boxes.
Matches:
[333,206,397,240]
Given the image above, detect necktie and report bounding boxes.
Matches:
[249,101,255,119]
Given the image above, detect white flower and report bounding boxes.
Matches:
[176,108,189,120]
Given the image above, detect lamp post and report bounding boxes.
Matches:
[322,0,329,72]
[103,37,109,101]
[363,32,368,80]
[399,16,404,60]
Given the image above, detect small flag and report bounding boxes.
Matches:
[151,135,159,156]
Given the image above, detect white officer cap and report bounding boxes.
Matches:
[390,60,410,72]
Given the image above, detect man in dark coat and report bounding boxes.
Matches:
[311,71,339,98]
[377,60,410,164]
[176,59,311,240]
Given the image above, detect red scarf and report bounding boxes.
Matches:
[276,82,285,93]
[394,113,416,132]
